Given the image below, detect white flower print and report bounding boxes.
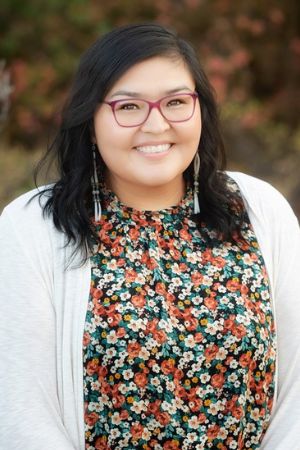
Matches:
[202,275,213,286]
[138,347,150,360]
[83,180,275,450]
[200,373,211,383]
[131,400,147,414]
[185,334,196,348]
[127,318,146,332]
[123,369,134,380]
[150,377,160,386]
[120,292,131,301]
[188,415,200,429]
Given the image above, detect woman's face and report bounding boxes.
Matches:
[93,56,202,194]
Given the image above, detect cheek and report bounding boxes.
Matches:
[178,118,202,149]
[94,115,134,156]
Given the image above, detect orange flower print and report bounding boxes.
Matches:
[86,359,99,376]
[239,351,252,368]
[179,262,188,272]
[166,292,175,303]
[111,245,123,257]
[179,228,191,240]
[85,411,99,427]
[112,393,125,408]
[194,332,204,342]
[108,312,122,327]
[83,332,91,347]
[134,372,148,388]
[147,399,161,415]
[156,411,171,426]
[83,180,275,449]
[129,228,140,240]
[147,257,158,269]
[125,268,138,282]
[189,397,203,412]
[100,381,111,395]
[116,327,126,338]
[202,248,213,263]
[163,439,180,449]
[117,258,125,266]
[211,373,225,389]
[205,344,219,362]
[173,368,184,381]
[191,271,203,286]
[232,405,244,420]
[161,359,175,375]
[145,318,159,334]
[241,284,249,295]
[98,365,108,380]
[130,422,144,440]
[232,323,247,339]
[153,329,167,344]
[155,282,167,295]
[131,294,146,308]
[185,317,198,331]
[204,296,218,310]
[211,256,226,268]
[198,412,207,424]
[226,279,240,292]
[127,341,141,358]
[207,424,220,439]
[95,436,111,450]
[91,287,103,300]
[169,248,181,260]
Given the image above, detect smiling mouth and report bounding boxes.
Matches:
[135,143,173,154]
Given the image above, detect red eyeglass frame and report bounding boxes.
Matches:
[102,92,199,127]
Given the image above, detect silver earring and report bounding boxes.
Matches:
[91,143,102,222]
[193,152,200,214]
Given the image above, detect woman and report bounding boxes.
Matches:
[0,23,299,450]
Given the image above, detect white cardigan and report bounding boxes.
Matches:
[0,172,299,450]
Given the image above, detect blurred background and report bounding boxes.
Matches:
[0,0,299,215]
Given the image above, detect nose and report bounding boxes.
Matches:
[140,106,170,133]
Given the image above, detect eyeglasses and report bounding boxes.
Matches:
[103,92,198,127]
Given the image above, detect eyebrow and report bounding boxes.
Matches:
[110,86,194,98]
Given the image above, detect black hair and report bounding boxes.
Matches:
[34,23,245,262]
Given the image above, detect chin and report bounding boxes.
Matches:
[136,178,175,188]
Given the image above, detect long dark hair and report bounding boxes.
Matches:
[35,23,245,261]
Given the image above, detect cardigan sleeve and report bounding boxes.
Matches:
[229,172,300,448]
[0,201,77,449]
[259,184,300,449]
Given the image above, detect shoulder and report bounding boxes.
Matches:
[0,185,60,250]
[1,185,52,219]
[226,171,283,199]
[226,171,295,218]
[0,185,56,236]
[226,172,300,262]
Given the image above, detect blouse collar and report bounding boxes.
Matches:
[99,183,194,223]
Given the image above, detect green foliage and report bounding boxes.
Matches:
[0,0,299,214]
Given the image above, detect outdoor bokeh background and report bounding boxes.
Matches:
[0,0,299,215]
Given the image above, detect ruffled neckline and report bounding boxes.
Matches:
[99,183,194,222]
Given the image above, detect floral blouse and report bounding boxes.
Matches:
[82,180,276,450]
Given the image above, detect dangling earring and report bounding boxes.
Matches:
[91,143,102,222]
[193,152,201,214]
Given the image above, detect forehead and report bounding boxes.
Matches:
[106,56,195,98]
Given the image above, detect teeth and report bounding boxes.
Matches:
[136,144,171,153]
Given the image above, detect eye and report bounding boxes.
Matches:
[115,101,140,111]
[166,97,188,107]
